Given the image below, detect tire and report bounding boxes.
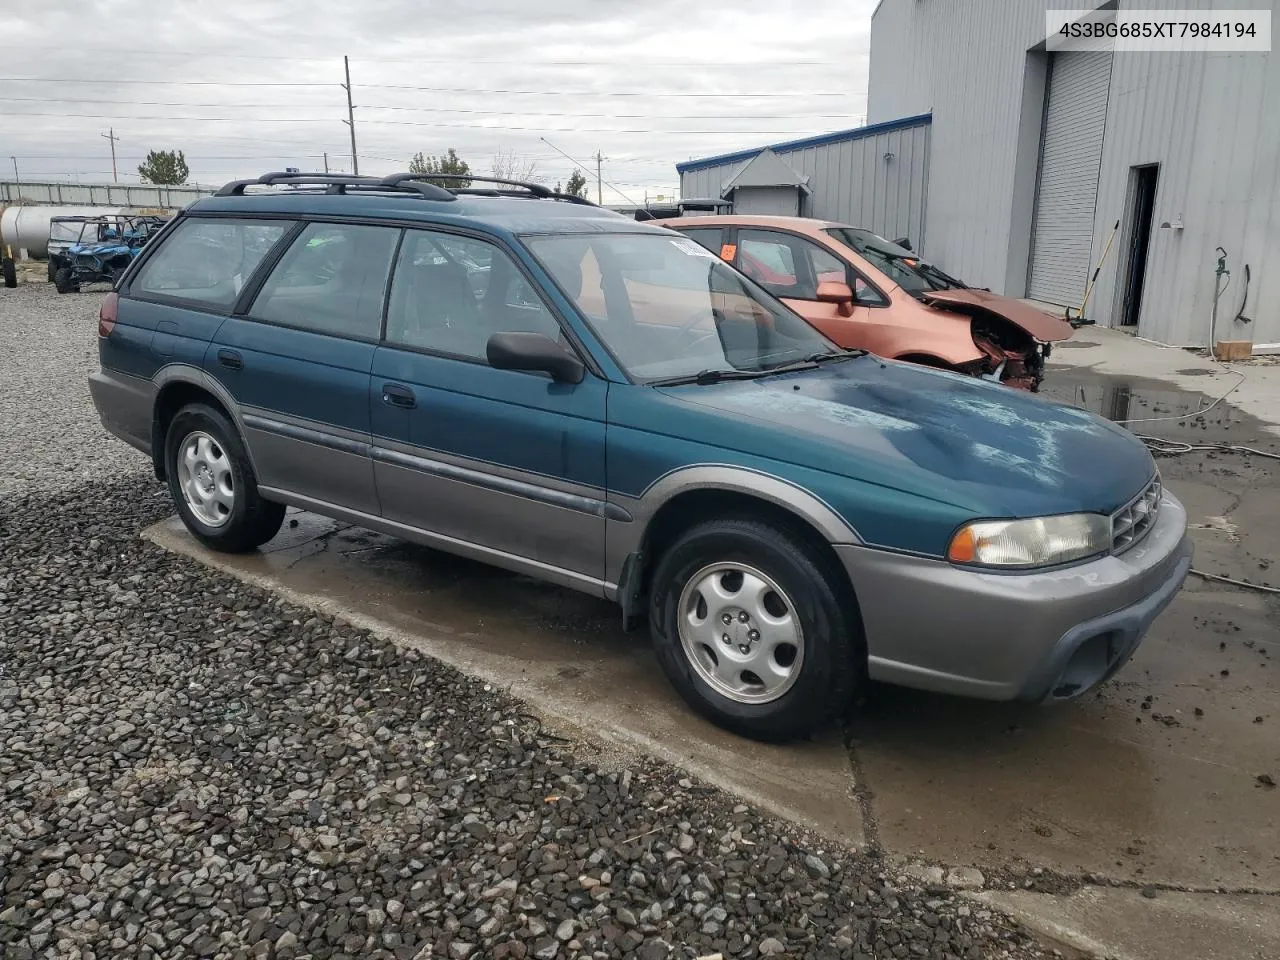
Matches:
[53,267,79,294]
[648,517,862,742]
[165,403,285,553]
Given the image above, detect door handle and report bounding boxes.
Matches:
[382,383,416,408]
[217,349,243,370]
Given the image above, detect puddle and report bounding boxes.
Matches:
[1042,370,1241,430]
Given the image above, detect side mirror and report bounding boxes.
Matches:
[816,280,856,317]
[487,332,586,384]
[893,237,913,251]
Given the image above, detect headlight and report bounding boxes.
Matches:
[948,513,1110,568]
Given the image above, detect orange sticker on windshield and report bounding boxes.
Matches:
[720,243,737,261]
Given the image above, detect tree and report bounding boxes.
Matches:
[490,147,540,183]
[564,170,589,199]
[409,148,471,188]
[137,149,189,185]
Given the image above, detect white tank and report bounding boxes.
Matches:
[1,205,131,258]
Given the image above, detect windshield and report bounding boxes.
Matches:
[825,227,968,296]
[525,232,838,381]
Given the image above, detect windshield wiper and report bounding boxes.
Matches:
[805,349,867,363]
[648,368,768,387]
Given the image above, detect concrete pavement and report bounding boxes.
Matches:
[144,328,1280,960]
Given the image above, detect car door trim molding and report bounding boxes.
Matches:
[256,485,616,599]
[371,444,631,521]
[241,412,370,458]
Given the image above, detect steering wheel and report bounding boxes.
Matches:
[669,308,726,356]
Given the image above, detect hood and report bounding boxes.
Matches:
[71,242,131,257]
[653,356,1153,519]
[920,288,1074,342]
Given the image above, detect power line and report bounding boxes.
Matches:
[3,97,859,121]
[0,46,849,66]
[0,77,857,97]
[2,111,835,136]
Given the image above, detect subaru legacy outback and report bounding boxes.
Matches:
[89,172,1191,741]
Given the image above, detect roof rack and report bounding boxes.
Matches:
[215,171,456,201]
[215,171,598,206]
[382,173,597,205]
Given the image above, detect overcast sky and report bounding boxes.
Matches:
[2,0,874,204]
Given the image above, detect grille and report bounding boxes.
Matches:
[1112,476,1162,553]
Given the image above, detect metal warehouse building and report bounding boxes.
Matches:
[677,115,933,251]
[868,0,1279,347]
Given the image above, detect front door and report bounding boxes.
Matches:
[209,220,402,516]
[370,228,609,590]
[732,228,890,350]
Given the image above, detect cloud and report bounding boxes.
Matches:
[1,0,874,202]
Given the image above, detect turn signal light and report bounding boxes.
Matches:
[98,292,118,337]
[947,525,977,563]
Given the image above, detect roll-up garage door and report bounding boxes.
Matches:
[1027,50,1113,306]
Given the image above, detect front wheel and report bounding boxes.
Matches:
[648,518,862,741]
[53,267,79,294]
[165,403,285,553]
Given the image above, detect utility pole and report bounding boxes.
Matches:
[10,156,18,187]
[594,150,605,204]
[323,152,330,174]
[101,128,120,182]
[342,56,359,176]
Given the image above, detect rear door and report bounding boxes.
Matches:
[731,228,891,349]
[370,227,609,590]
[207,220,401,516]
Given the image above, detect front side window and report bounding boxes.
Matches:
[251,222,400,339]
[525,231,836,381]
[132,217,290,308]
[385,229,560,360]
[736,229,856,302]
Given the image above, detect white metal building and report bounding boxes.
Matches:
[677,115,933,250]
[869,0,1279,347]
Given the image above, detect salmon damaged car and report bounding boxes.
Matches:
[662,216,1073,390]
[88,172,1190,741]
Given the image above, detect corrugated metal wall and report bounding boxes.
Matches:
[869,0,1280,347]
[678,120,931,247]
[0,181,213,208]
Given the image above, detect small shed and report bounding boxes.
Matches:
[719,149,810,217]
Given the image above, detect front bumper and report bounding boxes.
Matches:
[835,491,1191,701]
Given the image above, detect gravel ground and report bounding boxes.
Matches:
[1,283,1056,959]
[0,285,138,499]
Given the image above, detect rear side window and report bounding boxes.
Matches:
[674,227,724,254]
[132,218,290,308]
[250,222,400,340]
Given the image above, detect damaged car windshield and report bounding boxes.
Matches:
[826,227,968,297]
[525,232,838,381]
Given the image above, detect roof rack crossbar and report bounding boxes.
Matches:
[382,173,597,206]
[215,171,456,201]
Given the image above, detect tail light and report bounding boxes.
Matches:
[98,292,118,337]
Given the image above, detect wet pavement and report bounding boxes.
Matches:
[146,352,1280,957]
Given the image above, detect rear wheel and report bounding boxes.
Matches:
[165,403,285,553]
[648,517,861,741]
[53,267,79,294]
